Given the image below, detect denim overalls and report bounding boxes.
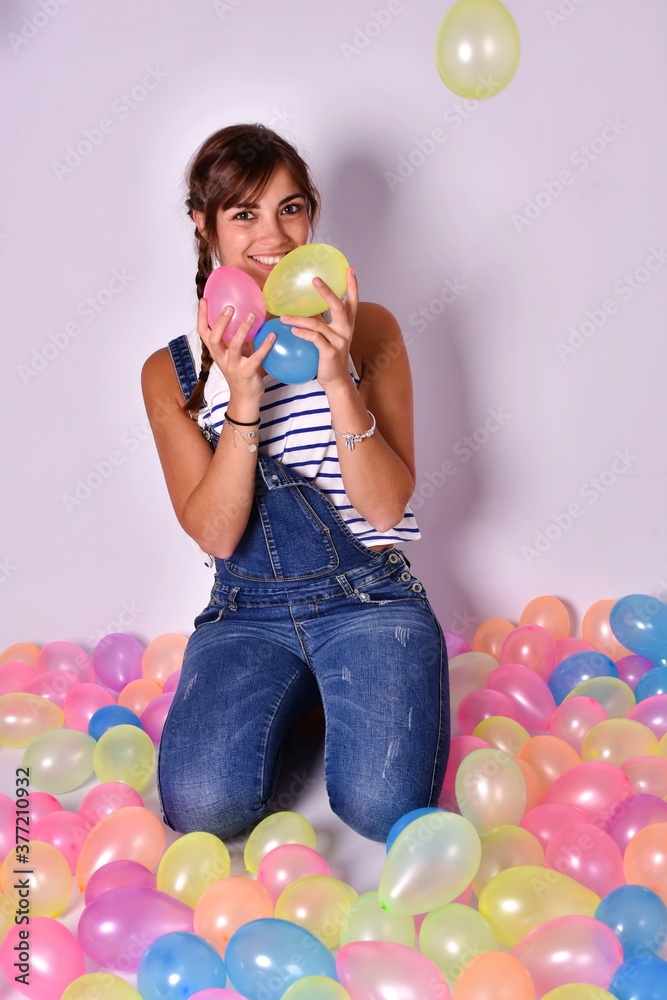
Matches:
[157,336,450,842]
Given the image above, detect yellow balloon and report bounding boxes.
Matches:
[157,831,230,908]
[283,978,351,1000]
[581,718,659,765]
[275,875,357,950]
[0,692,64,747]
[23,728,95,793]
[263,243,349,316]
[473,716,531,756]
[434,0,521,100]
[455,748,526,834]
[419,902,499,985]
[1,840,71,917]
[565,676,636,718]
[0,893,13,945]
[244,811,316,875]
[61,973,142,1000]
[449,651,498,735]
[478,865,600,947]
[93,723,156,791]
[541,987,615,1000]
[339,890,415,948]
[472,824,545,898]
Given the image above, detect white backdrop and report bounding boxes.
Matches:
[2,0,666,656]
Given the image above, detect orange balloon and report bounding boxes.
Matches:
[117,678,163,714]
[515,759,542,812]
[76,805,165,889]
[454,951,536,1000]
[518,736,582,796]
[194,876,273,957]
[623,822,667,902]
[0,643,40,668]
[473,620,515,660]
[520,597,570,640]
[582,600,633,660]
[142,633,187,686]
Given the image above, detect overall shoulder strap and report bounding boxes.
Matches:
[167,335,199,402]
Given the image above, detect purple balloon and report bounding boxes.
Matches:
[140,693,174,743]
[85,859,156,904]
[616,654,656,692]
[93,633,144,691]
[604,793,667,852]
[443,630,471,658]
[627,694,667,739]
[77,885,193,971]
[162,669,181,694]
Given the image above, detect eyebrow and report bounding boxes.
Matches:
[232,192,305,210]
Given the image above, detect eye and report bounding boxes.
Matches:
[233,210,254,221]
[282,202,303,215]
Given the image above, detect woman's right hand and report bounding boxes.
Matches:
[198,300,276,404]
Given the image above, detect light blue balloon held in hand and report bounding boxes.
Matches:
[254,318,319,385]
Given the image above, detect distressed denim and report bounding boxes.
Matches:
[157,442,449,843]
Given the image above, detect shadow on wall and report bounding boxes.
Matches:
[318,150,481,639]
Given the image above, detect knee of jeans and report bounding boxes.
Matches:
[327,786,410,843]
[158,768,268,841]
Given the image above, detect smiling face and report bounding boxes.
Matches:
[200,162,311,292]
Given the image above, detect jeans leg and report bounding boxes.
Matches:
[157,615,319,840]
[312,599,450,842]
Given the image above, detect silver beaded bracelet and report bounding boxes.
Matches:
[223,419,258,453]
[332,410,377,451]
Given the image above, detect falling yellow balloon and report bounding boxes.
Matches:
[244,811,316,875]
[61,973,142,1000]
[157,831,230,908]
[263,244,349,316]
[0,692,64,748]
[93,723,156,791]
[434,0,521,100]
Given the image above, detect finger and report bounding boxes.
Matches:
[226,310,257,357]
[252,331,277,364]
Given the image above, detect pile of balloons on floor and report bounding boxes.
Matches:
[0,593,667,1000]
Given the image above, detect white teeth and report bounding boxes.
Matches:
[251,254,285,265]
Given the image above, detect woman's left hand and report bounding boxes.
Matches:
[280,266,359,389]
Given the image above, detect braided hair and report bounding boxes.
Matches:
[183,123,321,414]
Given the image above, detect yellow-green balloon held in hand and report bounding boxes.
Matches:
[157,831,231,908]
[435,0,521,100]
[0,692,64,748]
[244,811,316,875]
[340,890,415,948]
[378,810,481,916]
[23,728,95,793]
[263,243,349,316]
[93,723,156,791]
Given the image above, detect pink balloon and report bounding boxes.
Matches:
[521,803,594,851]
[203,265,266,344]
[33,809,90,873]
[438,735,490,811]
[257,844,331,905]
[0,660,36,694]
[549,696,608,753]
[541,762,635,825]
[79,781,145,827]
[27,669,80,707]
[29,791,62,826]
[443,630,471,658]
[488,662,557,731]
[34,641,95,683]
[336,940,451,999]
[77,885,194,971]
[511,915,623,996]
[140,692,174,742]
[627,694,667,738]
[500,624,558,680]
[616,654,656,691]
[93,633,144,691]
[457,689,518,735]
[604,793,667,852]
[621,755,667,798]
[545,823,624,897]
[555,637,595,664]
[163,669,181,694]
[0,794,14,861]
[0,916,86,1000]
[85,858,156,904]
[64,682,116,731]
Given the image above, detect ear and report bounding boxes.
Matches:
[192,209,207,239]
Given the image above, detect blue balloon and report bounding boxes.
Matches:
[636,666,667,702]
[137,932,226,1000]
[385,807,442,853]
[548,650,618,704]
[254,318,319,385]
[596,885,667,960]
[608,954,667,1000]
[610,595,667,662]
[88,704,144,740]
[225,918,337,999]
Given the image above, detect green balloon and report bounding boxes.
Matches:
[93,724,156,791]
[420,903,499,985]
[23,728,95,793]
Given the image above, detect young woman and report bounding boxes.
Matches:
[142,124,449,842]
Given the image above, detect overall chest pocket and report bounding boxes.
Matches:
[224,483,340,581]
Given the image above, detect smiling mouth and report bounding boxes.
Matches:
[249,252,290,266]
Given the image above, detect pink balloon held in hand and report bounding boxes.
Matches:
[203,265,266,343]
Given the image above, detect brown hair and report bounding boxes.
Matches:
[183,123,321,414]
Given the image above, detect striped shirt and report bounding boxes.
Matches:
[183,327,420,547]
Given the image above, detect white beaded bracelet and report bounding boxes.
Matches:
[332,410,377,451]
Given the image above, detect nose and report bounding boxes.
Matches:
[255,213,292,249]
